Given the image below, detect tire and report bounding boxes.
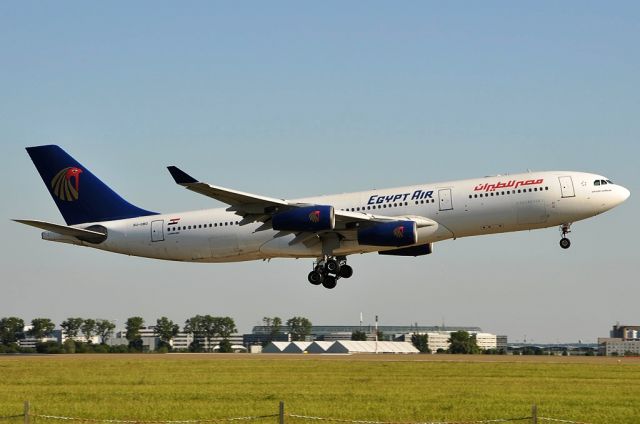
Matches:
[339,265,353,279]
[559,238,571,249]
[308,270,323,285]
[322,275,337,289]
[325,259,339,273]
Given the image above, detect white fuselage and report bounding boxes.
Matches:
[43,171,629,262]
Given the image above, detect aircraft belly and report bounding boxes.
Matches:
[260,235,322,258]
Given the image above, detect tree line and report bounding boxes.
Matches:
[0,315,314,354]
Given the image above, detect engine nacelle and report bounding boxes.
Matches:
[272,205,335,232]
[357,221,417,247]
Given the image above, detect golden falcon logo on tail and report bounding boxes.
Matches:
[51,167,83,201]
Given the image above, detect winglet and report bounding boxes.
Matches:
[167,166,198,185]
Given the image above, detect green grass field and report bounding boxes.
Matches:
[0,354,639,424]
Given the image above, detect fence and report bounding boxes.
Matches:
[0,402,594,424]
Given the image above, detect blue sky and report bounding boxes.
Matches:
[1,2,638,343]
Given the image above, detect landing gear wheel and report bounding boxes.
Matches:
[559,238,571,249]
[338,265,353,279]
[322,275,337,289]
[325,259,339,274]
[308,270,323,285]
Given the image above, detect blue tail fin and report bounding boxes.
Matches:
[26,145,157,225]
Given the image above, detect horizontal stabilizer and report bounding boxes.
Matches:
[13,219,107,243]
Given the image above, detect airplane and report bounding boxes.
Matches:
[15,145,630,289]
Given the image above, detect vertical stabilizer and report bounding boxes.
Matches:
[26,145,157,225]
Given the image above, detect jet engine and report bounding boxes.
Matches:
[272,205,335,232]
[357,221,417,247]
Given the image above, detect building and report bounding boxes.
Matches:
[250,325,482,344]
[598,324,640,356]
[598,338,640,356]
[108,328,244,352]
[306,341,334,354]
[282,342,312,353]
[16,326,58,349]
[242,332,290,347]
[610,324,640,340]
[396,331,507,352]
[326,341,419,354]
[262,342,291,353]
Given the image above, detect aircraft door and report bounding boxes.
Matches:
[438,189,453,211]
[151,220,165,242]
[559,176,575,198]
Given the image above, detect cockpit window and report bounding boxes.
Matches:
[594,180,600,186]
[601,180,608,185]
[606,180,613,184]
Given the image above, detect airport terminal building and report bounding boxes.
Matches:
[598,324,640,356]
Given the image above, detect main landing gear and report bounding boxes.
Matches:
[559,223,572,249]
[307,256,353,289]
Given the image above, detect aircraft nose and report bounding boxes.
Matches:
[619,186,631,203]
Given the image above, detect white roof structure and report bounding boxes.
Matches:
[283,341,312,353]
[326,340,419,354]
[262,342,291,353]
[306,341,334,354]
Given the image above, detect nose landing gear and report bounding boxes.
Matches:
[559,223,572,249]
[307,255,353,289]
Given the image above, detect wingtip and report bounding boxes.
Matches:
[167,166,198,184]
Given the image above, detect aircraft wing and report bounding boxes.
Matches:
[167,166,437,229]
[167,166,291,213]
